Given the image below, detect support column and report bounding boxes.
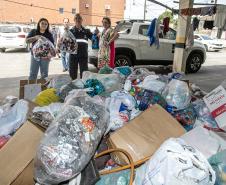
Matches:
[173,0,193,73]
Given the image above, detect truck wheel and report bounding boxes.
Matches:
[0,48,6,53]
[186,53,203,73]
[115,55,132,67]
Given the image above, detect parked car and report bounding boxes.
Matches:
[0,24,32,52]
[89,20,206,73]
[194,34,223,52]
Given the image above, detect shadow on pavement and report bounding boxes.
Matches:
[186,65,226,92]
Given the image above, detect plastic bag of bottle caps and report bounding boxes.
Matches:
[57,30,78,54]
[33,37,56,60]
[34,95,108,185]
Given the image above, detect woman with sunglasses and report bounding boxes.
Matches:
[98,17,119,69]
[26,18,54,80]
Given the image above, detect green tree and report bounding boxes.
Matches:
[158,10,174,24]
[158,10,178,28]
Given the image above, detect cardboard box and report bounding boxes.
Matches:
[204,85,226,131]
[19,79,47,99]
[108,105,185,164]
[0,121,44,185]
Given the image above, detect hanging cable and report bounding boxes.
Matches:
[1,0,123,19]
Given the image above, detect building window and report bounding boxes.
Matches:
[59,8,64,14]
[72,8,76,14]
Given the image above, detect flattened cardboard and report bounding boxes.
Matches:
[11,161,34,185]
[108,105,185,164]
[0,121,44,185]
[19,79,47,99]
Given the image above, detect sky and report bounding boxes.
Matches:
[124,0,226,20]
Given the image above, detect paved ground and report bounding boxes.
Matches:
[0,49,226,100]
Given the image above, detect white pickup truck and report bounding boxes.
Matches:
[89,20,206,73]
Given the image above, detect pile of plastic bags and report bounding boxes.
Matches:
[14,66,225,185]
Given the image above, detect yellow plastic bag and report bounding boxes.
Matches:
[34,88,60,106]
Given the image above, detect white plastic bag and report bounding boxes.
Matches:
[48,75,72,91]
[141,76,166,93]
[124,68,154,92]
[0,100,28,136]
[142,138,216,185]
[32,103,63,128]
[105,90,136,133]
[59,79,84,101]
[0,96,18,118]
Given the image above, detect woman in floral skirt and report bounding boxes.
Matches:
[98,17,119,69]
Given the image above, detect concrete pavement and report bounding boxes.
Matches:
[0,49,226,100]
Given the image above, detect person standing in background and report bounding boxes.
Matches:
[69,14,93,80]
[98,17,119,69]
[57,18,70,72]
[92,27,100,50]
[26,18,54,80]
[51,25,58,47]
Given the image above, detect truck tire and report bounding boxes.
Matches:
[186,52,203,73]
[115,54,132,67]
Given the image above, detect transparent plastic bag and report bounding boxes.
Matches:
[82,71,123,96]
[32,103,63,129]
[141,76,166,94]
[143,138,216,185]
[0,96,18,117]
[34,95,109,184]
[33,37,56,60]
[48,75,72,91]
[209,150,226,185]
[105,90,136,133]
[171,104,197,131]
[192,99,221,131]
[162,79,191,110]
[168,72,184,81]
[58,30,78,54]
[0,100,28,136]
[190,84,207,99]
[84,79,105,97]
[124,68,154,92]
[64,89,90,104]
[59,79,84,101]
[112,66,133,83]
